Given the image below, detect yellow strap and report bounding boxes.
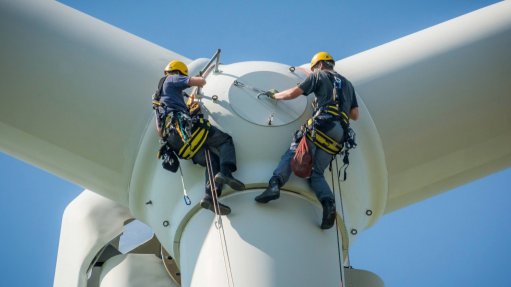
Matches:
[340,111,349,123]
[325,105,340,117]
[322,105,349,125]
[177,119,211,159]
[178,128,208,159]
[164,114,172,129]
[173,121,186,142]
[307,128,342,155]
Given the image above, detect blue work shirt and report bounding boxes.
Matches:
[160,74,190,114]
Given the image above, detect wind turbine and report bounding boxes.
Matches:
[1,0,510,286]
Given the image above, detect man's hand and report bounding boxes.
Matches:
[260,89,279,99]
[189,76,206,87]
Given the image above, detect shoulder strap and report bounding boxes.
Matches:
[153,76,167,101]
[324,71,342,104]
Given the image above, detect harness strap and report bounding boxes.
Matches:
[306,127,343,155]
[320,105,349,125]
[152,76,167,102]
[178,166,191,205]
[177,119,211,159]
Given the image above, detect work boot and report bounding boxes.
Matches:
[320,198,336,229]
[255,176,281,203]
[206,181,223,197]
[200,197,231,215]
[214,169,245,191]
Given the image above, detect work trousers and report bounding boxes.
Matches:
[272,120,344,202]
[167,125,237,199]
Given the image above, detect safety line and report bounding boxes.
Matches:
[232,79,302,119]
[335,156,351,267]
[330,159,345,287]
[178,166,191,205]
[205,149,235,287]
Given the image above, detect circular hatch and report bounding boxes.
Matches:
[228,71,307,126]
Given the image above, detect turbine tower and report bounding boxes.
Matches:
[1,1,510,286]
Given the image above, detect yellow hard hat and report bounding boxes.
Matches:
[164,60,188,76]
[310,52,334,70]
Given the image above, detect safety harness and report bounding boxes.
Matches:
[153,77,211,164]
[303,72,358,180]
[322,105,350,126]
[177,118,211,159]
[305,105,350,153]
[305,117,343,155]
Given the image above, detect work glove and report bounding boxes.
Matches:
[261,89,279,99]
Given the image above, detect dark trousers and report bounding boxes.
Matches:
[167,125,238,199]
[272,120,344,202]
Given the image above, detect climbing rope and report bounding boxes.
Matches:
[334,157,347,224]
[335,156,351,267]
[205,149,235,287]
[329,159,345,287]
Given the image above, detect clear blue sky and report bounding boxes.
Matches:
[0,1,508,286]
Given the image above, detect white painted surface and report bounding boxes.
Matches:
[180,192,345,287]
[129,57,386,267]
[99,254,177,287]
[0,1,510,286]
[345,268,385,287]
[0,0,189,205]
[338,1,511,211]
[53,190,132,287]
[227,62,308,126]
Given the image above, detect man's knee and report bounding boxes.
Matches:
[210,126,233,144]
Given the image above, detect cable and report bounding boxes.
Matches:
[178,166,191,205]
[330,159,345,287]
[335,156,350,268]
[205,149,235,287]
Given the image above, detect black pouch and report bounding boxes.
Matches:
[314,113,335,131]
[158,144,180,173]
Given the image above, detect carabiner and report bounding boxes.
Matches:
[183,195,191,205]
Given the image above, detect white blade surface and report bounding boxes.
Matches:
[0,0,509,212]
[0,0,189,205]
[338,1,511,212]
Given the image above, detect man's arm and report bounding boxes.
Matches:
[349,107,359,121]
[188,76,206,87]
[273,86,304,100]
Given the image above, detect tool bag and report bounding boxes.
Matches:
[291,135,313,178]
[157,143,180,173]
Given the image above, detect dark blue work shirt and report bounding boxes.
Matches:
[160,74,190,114]
[299,70,358,117]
